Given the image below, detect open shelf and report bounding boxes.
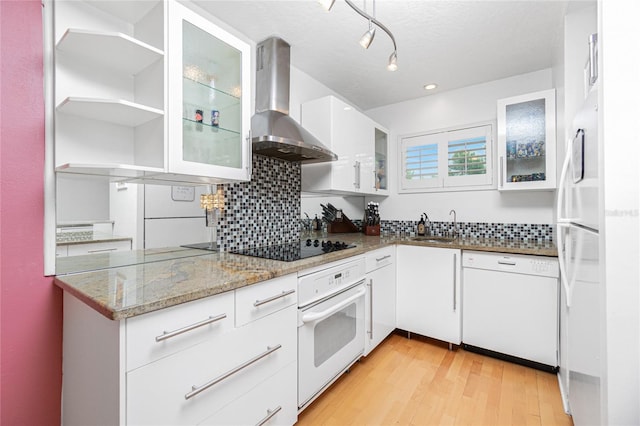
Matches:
[56,29,164,75]
[55,163,164,180]
[56,97,164,127]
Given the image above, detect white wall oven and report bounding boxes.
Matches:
[297,258,366,410]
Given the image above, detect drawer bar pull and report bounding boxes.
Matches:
[498,260,517,266]
[185,344,282,400]
[376,255,391,262]
[254,289,296,307]
[155,313,227,342]
[256,406,282,426]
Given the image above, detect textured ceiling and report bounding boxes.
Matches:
[195,0,573,110]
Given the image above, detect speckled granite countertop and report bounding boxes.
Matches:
[54,234,557,321]
[56,231,132,246]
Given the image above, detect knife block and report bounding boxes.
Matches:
[327,214,359,233]
[364,224,380,236]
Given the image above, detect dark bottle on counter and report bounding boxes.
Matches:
[312,215,321,231]
[417,214,426,236]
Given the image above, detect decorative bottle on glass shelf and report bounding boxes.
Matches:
[417,214,426,236]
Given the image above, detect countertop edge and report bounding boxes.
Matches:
[55,237,556,321]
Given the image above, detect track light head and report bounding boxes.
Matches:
[359,24,376,49]
[318,0,335,11]
[387,51,398,71]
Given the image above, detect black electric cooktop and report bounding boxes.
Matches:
[231,239,356,262]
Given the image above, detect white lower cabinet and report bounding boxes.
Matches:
[62,274,297,426]
[60,239,132,257]
[396,245,461,345]
[364,247,396,356]
[199,362,297,426]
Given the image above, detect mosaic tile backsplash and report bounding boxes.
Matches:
[213,155,552,251]
[216,155,301,251]
[378,220,554,242]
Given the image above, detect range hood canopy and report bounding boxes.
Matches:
[251,37,337,163]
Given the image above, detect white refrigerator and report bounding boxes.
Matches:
[556,84,602,425]
[144,184,210,249]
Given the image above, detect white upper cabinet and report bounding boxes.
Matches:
[497,89,557,191]
[52,0,251,184]
[301,96,389,196]
[53,0,166,180]
[165,1,251,184]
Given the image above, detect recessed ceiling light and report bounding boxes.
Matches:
[424,83,438,90]
[344,106,353,111]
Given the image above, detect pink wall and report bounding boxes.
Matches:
[1,0,63,424]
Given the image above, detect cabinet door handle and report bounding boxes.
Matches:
[452,253,457,312]
[373,170,377,190]
[254,289,296,307]
[376,255,391,262]
[86,248,118,253]
[155,313,227,342]
[353,161,361,189]
[588,33,598,85]
[256,406,282,426]
[499,156,504,188]
[368,278,374,339]
[246,131,253,179]
[185,344,282,400]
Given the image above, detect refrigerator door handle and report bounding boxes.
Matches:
[556,223,573,308]
[556,140,572,223]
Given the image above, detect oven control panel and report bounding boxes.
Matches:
[298,258,366,307]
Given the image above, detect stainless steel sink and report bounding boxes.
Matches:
[410,236,457,244]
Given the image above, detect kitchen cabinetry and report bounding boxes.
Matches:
[301,95,389,196]
[396,245,461,345]
[165,0,251,184]
[364,246,396,356]
[51,0,251,184]
[61,239,132,257]
[497,89,557,191]
[62,274,298,425]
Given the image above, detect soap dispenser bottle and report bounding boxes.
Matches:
[417,214,426,236]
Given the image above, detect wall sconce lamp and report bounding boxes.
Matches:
[321,0,398,71]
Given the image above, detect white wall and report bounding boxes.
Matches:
[364,69,557,224]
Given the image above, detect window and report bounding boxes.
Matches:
[400,124,493,192]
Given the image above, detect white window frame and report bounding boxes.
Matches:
[399,122,494,193]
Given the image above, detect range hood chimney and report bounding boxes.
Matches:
[251,37,337,163]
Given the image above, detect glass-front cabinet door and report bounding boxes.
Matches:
[373,127,389,194]
[168,1,251,182]
[497,89,556,191]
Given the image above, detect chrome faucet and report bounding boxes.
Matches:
[423,212,431,236]
[449,209,458,238]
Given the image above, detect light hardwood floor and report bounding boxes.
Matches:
[297,333,573,426]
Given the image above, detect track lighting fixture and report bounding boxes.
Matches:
[359,21,376,49]
[387,50,398,71]
[318,0,335,11]
[338,0,398,71]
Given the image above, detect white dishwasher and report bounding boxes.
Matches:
[462,250,559,371]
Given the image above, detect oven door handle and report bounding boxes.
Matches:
[300,287,366,324]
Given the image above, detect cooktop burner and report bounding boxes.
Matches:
[231,239,356,262]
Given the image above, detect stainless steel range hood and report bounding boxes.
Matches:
[251,37,337,163]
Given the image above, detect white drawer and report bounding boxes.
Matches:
[126,304,297,425]
[67,239,131,256]
[365,246,395,273]
[126,291,235,371]
[198,362,297,426]
[235,274,297,327]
